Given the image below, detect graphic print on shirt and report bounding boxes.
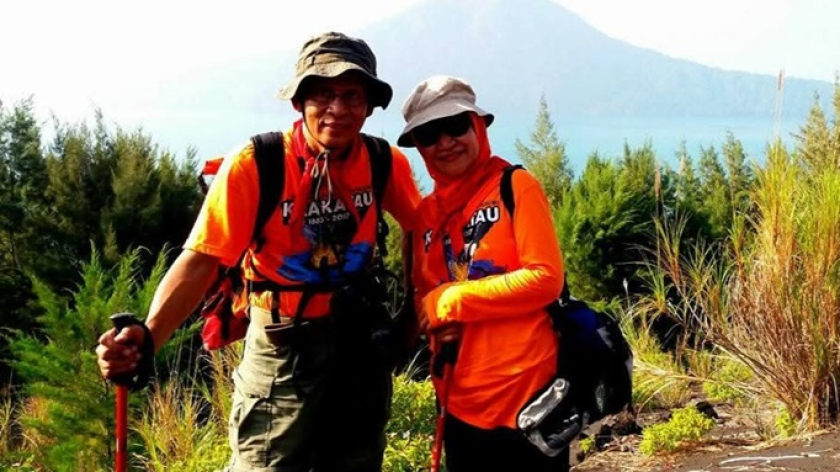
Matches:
[278,189,376,284]
[444,203,506,282]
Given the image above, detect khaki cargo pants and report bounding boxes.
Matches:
[223,308,392,472]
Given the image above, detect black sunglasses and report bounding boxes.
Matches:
[412,113,472,147]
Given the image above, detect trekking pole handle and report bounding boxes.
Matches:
[439,341,459,365]
[111,312,137,332]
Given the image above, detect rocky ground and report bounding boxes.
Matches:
[569,404,840,472]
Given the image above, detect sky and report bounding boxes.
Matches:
[1,0,837,133]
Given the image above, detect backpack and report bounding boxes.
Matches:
[501,165,634,423]
[198,132,394,350]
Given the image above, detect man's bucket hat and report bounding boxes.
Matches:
[277,32,393,110]
[398,75,494,147]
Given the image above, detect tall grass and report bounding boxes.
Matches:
[134,344,440,472]
[620,301,694,411]
[135,376,230,472]
[654,142,840,429]
[1,389,13,456]
[134,343,239,472]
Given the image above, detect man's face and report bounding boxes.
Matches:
[297,72,371,152]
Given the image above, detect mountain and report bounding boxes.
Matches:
[151,0,831,117]
[121,0,833,163]
[366,0,830,119]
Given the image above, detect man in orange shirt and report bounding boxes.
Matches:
[400,76,570,471]
[96,32,421,472]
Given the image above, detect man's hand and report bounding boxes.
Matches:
[94,249,220,381]
[95,325,146,380]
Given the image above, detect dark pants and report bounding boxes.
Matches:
[444,414,570,472]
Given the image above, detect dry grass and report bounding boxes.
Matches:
[16,395,54,463]
[134,344,240,472]
[0,389,13,455]
[653,143,840,430]
[620,303,694,411]
[202,344,241,431]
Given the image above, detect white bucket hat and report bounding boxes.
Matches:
[397,75,494,147]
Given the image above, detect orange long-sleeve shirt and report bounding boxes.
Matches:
[412,167,564,429]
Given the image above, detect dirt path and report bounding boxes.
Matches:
[568,400,840,472]
[672,432,840,472]
[573,431,840,471]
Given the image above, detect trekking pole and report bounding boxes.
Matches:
[110,313,135,472]
[431,342,458,472]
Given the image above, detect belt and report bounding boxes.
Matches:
[249,306,336,346]
[249,306,294,327]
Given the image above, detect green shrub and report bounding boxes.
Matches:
[639,407,715,455]
[775,407,797,438]
[702,357,753,403]
[578,436,596,457]
[383,374,439,472]
[9,248,167,472]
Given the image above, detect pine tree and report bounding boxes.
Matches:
[722,132,753,213]
[0,99,48,387]
[42,113,201,282]
[555,153,643,301]
[619,141,661,217]
[671,141,713,243]
[0,98,47,271]
[674,141,701,211]
[797,85,840,172]
[10,248,167,471]
[697,145,731,240]
[514,95,572,206]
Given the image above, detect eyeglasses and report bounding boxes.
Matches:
[411,113,472,147]
[306,88,368,109]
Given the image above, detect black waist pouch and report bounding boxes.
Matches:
[329,271,403,370]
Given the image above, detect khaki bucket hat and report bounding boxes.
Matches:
[277,32,393,110]
[397,75,494,147]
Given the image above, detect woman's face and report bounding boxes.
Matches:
[413,113,480,179]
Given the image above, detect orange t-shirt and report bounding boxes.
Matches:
[412,168,564,429]
[185,125,420,318]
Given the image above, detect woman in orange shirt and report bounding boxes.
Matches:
[398,76,570,472]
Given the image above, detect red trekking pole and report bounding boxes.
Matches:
[431,342,458,472]
[115,381,128,472]
[110,313,135,472]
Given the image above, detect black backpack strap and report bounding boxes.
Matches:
[364,134,392,209]
[250,132,286,252]
[362,134,393,258]
[501,164,524,217]
[501,163,572,298]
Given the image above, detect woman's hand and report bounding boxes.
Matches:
[433,323,462,343]
[417,291,463,343]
